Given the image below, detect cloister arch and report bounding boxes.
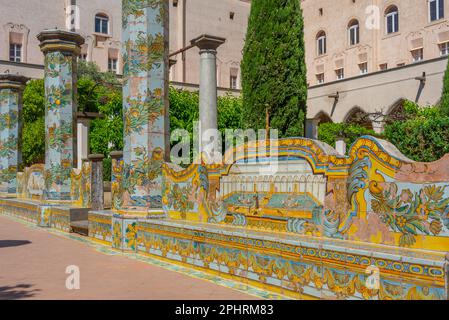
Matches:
[344,107,373,130]
[315,111,333,125]
[385,98,407,124]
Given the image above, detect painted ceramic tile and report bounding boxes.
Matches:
[0,89,21,193]
[112,214,138,251]
[121,0,169,209]
[43,51,76,200]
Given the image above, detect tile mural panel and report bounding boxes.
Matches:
[161,137,449,253]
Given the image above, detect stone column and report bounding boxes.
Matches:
[37,29,84,201]
[77,118,90,170]
[0,74,29,194]
[370,114,385,134]
[122,0,169,211]
[76,112,103,170]
[305,118,320,140]
[88,154,104,211]
[335,136,347,156]
[445,253,449,300]
[192,34,225,154]
[169,59,177,81]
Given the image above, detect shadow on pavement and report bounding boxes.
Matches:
[0,240,31,248]
[0,284,41,300]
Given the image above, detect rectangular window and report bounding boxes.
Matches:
[95,16,109,34]
[335,68,344,80]
[440,42,449,56]
[316,73,324,84]
[9,43,22,62]
[108,58,118,73]
[79,54,87,61]
[359,62,368,75]
[411,48,423,62]
[379,63,388,71]
[430,0,444,22]
[230,75,238,89]
[349,25,359,46]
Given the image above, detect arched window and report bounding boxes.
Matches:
[316,31,326,56]
[95,13,109,34]
[345,107,373,130]
[385,6,399,34]
[348,20,360,46]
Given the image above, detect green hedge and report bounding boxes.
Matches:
[384,103,449,162]
[318,122,377,151]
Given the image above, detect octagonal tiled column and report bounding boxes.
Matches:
[37,29,84,201]
[121,0,169,211]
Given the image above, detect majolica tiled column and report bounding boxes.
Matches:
[122,0,169,211]
[0,74,29,194]
[37,30,84,201]
[110,151,124,211]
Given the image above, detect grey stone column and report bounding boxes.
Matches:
[335,137,347,156]
[88,154,104,211]
[77,118,90,170]
[76,112,103,170]
[192,34,225,154]
[370,114,385,134]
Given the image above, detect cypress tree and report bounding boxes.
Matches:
[440,58,449,116]
[241,0,308,137]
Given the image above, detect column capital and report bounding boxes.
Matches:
[191,34,226,53]
[88,154,105,162]
[110,151,123,160]
[37,29,85,55]
[0,74,29,91]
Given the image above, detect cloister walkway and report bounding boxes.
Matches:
[0,215,264,300]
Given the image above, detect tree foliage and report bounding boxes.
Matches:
[22,117,45,168]
[169,88,243,135]
[89,90,123,180]
[22,79,45,123]
[169,88,243,165]
[384,102,449,162]
[241,0,308,137]
[22,79,45,167]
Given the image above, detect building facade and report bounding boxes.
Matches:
[303,0,449,131]
[0,0,250,91]
[1,0,448,131]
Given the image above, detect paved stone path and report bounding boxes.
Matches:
[0,215,259,300]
